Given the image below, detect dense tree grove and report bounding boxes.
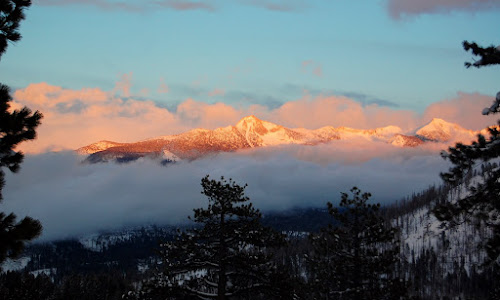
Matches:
[434,41,500,264]
[141,176,288,299]
[308,187,406,299]
[1,180,498,299]
[0,0,43,266]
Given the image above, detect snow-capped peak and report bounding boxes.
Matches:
[77,116,483,163]
[427,118,452,126]
[237,115,261,125]
[235,115,294,147]
[416,118,473,142]
[235,115,269,133]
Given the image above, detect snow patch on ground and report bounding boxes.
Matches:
[398,178,490,275]
[1,256,31,272]
[30,268,57,277]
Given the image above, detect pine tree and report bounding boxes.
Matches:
[308,187,406,299]
[433,41,500,265]
[0,271,55,300]
[149,175,285,299]
[0,0,43,265]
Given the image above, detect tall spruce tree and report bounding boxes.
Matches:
[308,187,406,299]
[433,41,500,264]
[150,175,285,299]
[0,0,43,265]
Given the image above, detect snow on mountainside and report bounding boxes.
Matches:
[77,116,483,163]
[395,169,495,277]
[399,203,488,273]
[416,118,476,142]
[389,134,425,147]
[2,166,495,299]
[235,115,304,147]
[77,141,125,154]
[333,125,402,140]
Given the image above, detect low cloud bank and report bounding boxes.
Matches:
[4,82,492,240]
[2,141,449,241]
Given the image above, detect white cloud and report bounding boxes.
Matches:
[3,146,448,240]
[11,83,498,153]
[386,0,500,19]
[6,81,493,240]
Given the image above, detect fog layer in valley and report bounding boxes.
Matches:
[3,141,449,241]
[4,82,495,240]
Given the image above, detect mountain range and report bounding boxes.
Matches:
[77,115,483,163]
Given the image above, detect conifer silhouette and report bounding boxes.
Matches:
[0,0,43,265]
[434,41,500,265]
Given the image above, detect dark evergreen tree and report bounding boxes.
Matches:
[148,175,285,299]
[54,272,133,300]
[0,0,31,58]
[0,0,43,265]
[308,187,406,299]
[462,41,500,69]
[433,41,500,265]
[0,271,54,300]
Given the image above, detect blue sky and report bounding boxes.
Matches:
[1,0,499,238]
[0,0,498,113]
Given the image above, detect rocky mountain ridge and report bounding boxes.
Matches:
[77,116,482,163]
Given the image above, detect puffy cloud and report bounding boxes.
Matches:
[386,0,500,19]
[267,95,419,130]
[6,82,497,240]
[175,98,243,128]
[11,82,498,154]
[13,82,179,153]
[422,92,498,130]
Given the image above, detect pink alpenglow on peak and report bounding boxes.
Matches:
[76,116,486,163]
[416,118,475,142]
